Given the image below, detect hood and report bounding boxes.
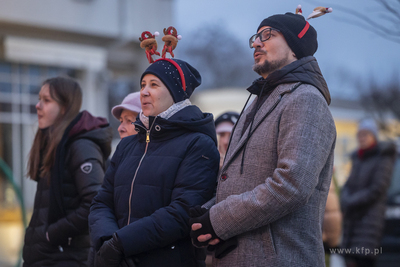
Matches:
[247,56,331,105]
[135,105,217,145]
[69,110,108,137]
[68,111,113,157]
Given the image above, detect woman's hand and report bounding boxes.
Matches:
[94,233,124,267]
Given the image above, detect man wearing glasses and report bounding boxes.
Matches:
[190,12,336,266]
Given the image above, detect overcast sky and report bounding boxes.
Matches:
[173,0,400,99]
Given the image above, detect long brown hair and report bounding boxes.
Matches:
[27,77,82,181]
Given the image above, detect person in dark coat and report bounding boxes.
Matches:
[340,119,396,267]
[89,58,220,267]
[23,77,113,267]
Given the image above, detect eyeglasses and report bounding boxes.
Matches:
[249,28,280,48]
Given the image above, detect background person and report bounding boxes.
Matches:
[89,58,220,267]
[23,77,112,267]
[111,92,141,138]
[214,111,239,168]
[340,118,396,267]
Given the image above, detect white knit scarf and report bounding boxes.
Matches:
[139,99,191,129]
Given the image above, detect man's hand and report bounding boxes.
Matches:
[189,206,220,247]
[191,223,220,246]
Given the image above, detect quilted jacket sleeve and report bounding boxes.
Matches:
[46,138,106,246]
[115,135,219,257]
[89,142,123,251]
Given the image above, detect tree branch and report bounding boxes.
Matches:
[307,0,400,44]
[377,13,400,30]
[377,0,400,21]
[337,16,400,44]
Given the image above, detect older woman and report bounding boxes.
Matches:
[89,58,220,267]
[111,92,141,138]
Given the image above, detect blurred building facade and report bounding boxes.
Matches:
[0,1,173,265]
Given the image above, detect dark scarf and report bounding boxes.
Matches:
[241,78,277,137]
[357,142,378,160]
[247,77,277,96]
[48,112,83,224]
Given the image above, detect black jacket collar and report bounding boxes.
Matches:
[247,56,331,105]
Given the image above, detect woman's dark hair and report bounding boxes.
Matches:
[27,77,82,181]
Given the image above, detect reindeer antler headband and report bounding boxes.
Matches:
[304,5,333,20]
[294,5,333,39]
[139,26,182,64]
[139,27,191,96]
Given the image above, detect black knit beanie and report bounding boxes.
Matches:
[257,12,318,59]
[140,58,201,103]
[215,111,239,127]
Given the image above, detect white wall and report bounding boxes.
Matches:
[0,0,174,40]
[0,0,120,37]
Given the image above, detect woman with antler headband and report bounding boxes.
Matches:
[89,50,219,266]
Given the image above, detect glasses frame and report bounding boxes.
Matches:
[249,28,280,48]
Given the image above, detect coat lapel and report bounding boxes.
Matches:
[222,82,301,173]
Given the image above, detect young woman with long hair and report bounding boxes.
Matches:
[23,76,113,267]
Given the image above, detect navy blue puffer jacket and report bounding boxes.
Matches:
[89,105,219,266]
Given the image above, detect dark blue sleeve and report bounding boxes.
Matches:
[89,141,123,251]
[116,135,219,256]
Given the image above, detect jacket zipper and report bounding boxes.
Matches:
[127,119,156,225]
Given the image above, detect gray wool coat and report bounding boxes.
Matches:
[206,82,336,267]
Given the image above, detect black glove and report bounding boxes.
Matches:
[189,206,219,247]
[214,237,238,259]
[119,257,137,267]
[95,233,124,267]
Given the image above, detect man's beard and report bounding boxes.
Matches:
[253,56,290,76]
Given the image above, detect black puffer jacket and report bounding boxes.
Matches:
[341,141,396,256]
[89,105,219,267]
[23,111,112,267]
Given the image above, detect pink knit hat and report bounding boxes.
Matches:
[111,92,141,120]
